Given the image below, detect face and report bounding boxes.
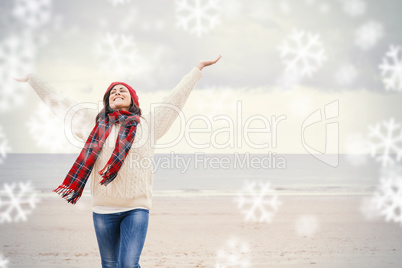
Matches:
[108,84,132,111]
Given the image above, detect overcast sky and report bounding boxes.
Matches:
[0,0,401,155]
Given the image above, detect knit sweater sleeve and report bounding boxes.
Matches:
[151,67,203,141]
[27,74,97,142]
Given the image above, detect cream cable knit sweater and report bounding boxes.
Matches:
[28,67,203,213]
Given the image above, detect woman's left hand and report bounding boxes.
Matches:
[197,55,222,70]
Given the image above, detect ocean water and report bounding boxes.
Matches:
[0,153,380,197]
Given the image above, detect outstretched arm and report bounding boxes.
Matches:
[152,55,222,142]
[14,74,97,142]
[196,55,222,71]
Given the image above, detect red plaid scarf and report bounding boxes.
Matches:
[53,109,140,204]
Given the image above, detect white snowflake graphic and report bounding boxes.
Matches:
[355,21,383,51]
[94,33,153,80]
[373,173,402,226]
[278,29,327,78]
[215,237,250,268]
[0,34,35,113]
[234,181,281,223]
[0,181,39,223]
[379,45,402,92]
[0,126,11,164]
[367,118,402,167]
[340,0,366,17]
[175,0,221,37]
[295,215,320,237]
[107,0,131,6]
[26,102,77,153]
[12,0,53,29]
[0,254,9,268]
[334,64,358,86]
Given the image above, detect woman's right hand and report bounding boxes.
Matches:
[13,74,30,82]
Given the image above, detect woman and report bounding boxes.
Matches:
[14,54,222,268]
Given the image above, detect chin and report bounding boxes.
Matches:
[113,106,129,111]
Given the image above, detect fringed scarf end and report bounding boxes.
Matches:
[98,164,118,186]
[98,164,111,177]
[53,185,82,204]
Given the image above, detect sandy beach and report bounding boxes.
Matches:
[1,194,402,268]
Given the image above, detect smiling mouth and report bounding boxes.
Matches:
[114,97,123,101]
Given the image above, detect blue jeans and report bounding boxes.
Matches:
[93,209,149,268]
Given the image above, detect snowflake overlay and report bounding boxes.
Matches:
[278,29,327,78]
[379,45,402,92]
[107,0,131,6]
[355,21,383,51]
[295,215,320,237]
[94,33,153,79]
[175,0,221,37]
[27,102,76,153]
[340,0,366,17]
[0,126,11,164]
[13,0,53,29]
[373,173,402,226]
[0,34,35,113]
[367,118,402,167]
[0,254,9,268]
[215,237,250,268]
[234,181,281,223]
[0,181,39,223]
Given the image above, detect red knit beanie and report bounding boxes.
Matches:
[105,82,140,108]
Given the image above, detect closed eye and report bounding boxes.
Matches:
[111,89,126,94]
